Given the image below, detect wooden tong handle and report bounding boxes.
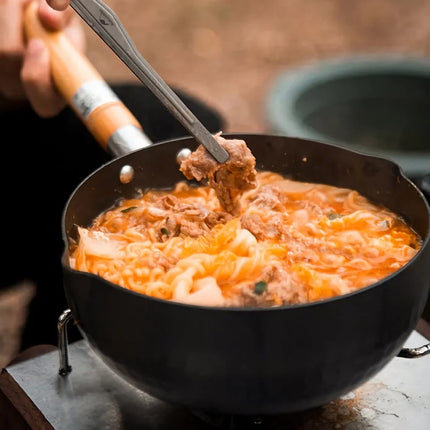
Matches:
[23,1,151,155]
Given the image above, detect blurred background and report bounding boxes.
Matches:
[81,0,430,133]
[2,0,430,367]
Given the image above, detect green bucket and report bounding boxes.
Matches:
[266,55,430,178]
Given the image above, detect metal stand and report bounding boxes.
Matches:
[58,309,73,376]
[399,342,430,358]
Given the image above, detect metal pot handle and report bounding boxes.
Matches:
[398,343,430,358]
[58,309,73,376]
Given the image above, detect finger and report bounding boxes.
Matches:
[38,0,74,30]
[21,38,65,117]
[46,0,69,11]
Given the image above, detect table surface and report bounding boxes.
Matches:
[2,331,430,429]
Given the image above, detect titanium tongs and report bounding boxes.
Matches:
[69,0,229,163]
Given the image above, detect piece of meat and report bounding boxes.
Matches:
[151,195,231,240]
[240,213,266,239]
[249,185,284,210]
[204,211,233,229]
[226,265,306,307]
[179,133,257,214]
[240,212,287,240]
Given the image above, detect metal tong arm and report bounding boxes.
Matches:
[69,0,229,163]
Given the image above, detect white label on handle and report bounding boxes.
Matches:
[72,80,119,119]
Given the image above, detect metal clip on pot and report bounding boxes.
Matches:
[69,0,228,163]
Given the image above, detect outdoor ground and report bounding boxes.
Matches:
[2,0,430,367]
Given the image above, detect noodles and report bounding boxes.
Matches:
[69,170,421,307]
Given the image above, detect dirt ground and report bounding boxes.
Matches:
[2,0,430,368]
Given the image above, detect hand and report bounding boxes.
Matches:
[0,0,85,117]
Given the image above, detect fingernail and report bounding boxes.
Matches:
[48,0,69,11]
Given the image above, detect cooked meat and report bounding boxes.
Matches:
[248,185,284,210]
[240,212,287,240]
[204,211,233,229]
[226,265,306,307]
[153,195,231,239]
[240,213,267,239]
[179,133,257,214]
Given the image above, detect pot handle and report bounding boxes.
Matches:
[57,309,73,376]
[23,1,152,157]
[398,341,430,359]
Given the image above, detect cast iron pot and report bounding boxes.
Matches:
[61,133,430,415]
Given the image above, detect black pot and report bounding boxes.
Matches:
[62,134,430,415]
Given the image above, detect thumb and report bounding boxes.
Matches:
[38,0,74,31]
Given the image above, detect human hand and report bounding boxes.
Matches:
[0,0,85,117]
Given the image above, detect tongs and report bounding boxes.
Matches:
[69,0,229,163]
